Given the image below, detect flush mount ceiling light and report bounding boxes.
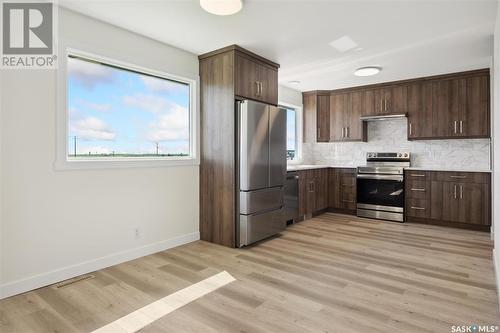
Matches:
[200,0,243,15]
[354,66,382,77]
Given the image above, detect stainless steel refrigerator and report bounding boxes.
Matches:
[237,100,287,247]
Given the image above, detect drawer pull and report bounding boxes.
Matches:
[342,200,354,203]
[450,175,467,179]
[410,174,426,177]
[411,206,426,210]
[410,188,426,192]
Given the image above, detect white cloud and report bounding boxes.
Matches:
[67,57,115,89]
[71,116,116,141]
[140,76,188,95]
[123,93,189,143]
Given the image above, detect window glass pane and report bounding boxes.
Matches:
[67,56,190,159]
[286,108,296,160]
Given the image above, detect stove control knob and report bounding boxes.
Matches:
[398,153,402,157]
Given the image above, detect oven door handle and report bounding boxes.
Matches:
[356,174,404,181]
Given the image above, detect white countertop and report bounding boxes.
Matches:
[287,164,492,173]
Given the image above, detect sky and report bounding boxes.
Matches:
[67,56,190,156]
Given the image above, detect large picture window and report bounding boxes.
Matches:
[66,54,194,161]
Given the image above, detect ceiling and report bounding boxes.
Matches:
[60,0,497,92]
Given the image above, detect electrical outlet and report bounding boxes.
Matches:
[134,228,140,239]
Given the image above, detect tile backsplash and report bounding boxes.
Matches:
[301,118,491,170]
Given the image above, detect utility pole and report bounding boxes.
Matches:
[155,142,159,155]
[73,136,77,157]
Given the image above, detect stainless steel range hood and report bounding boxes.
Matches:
[360,113,407,121]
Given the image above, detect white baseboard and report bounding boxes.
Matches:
[0,231,199,300]
[493,248,500,313]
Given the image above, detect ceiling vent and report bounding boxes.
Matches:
[329,36,358,52]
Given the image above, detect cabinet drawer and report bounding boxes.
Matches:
[431,171,490,184]
[406,171,431,181]
[406,180,430,199]
[406,198,430,218]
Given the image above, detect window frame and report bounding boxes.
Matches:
[279,102,303,164]
[55,48,199,170]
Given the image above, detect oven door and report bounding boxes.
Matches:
[356,174,404,211]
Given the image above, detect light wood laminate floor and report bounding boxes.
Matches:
[1,213,499,332]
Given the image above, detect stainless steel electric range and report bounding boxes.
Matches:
[356,152,410,222]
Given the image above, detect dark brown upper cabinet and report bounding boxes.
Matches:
[303,91,331,143]
[407,81,433,139]
[363,85,407,116]
[329,91,367,142]
[409,70,490,140]
[235,52,278,105]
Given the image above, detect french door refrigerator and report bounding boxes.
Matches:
[237,100,287,247]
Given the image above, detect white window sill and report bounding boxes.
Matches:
[54,157,200,171]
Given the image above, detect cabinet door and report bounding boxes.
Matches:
[235,55,260,100]
[432,78,465,138]
[407,82,433,139]
[330,93,348,141]
[374,88,391,114]
[317,95,330,142]
[314,169,329,211]
[259,65,278,105]
[346,91,366,141]
[361,89,375,116]
[303,94,317,143]
[328,168,340,208]
[430,181,458,221]
[298,171,309,216]
[462,75,489,138]
[457,183,488,225]
[389,85,408,114]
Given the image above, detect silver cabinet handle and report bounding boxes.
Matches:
[454,121,457,134]
[342,200,354,203]
[454,185,457,199]
[318,127,320,139]
[460,120,463,134]
[341,127,345,138]
[255,81,260,96]
[450,175,467,179]
[410,173,426,177]
[384,99,388,112]
[380,99,383,112]
[460,185,463,199]
[346,127,350,138]
[409,123,412,136]
[411,206,426,210]
[411,188,426,192]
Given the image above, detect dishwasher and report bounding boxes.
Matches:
[284,171,300,224]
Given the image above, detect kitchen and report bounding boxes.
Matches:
[0,1,499,332]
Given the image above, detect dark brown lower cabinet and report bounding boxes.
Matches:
[328,168,356,212]
[298,169,328,216]
[405,170,491,230]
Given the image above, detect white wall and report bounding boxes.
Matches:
[493,0,500,311]
[0,8,200,298]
